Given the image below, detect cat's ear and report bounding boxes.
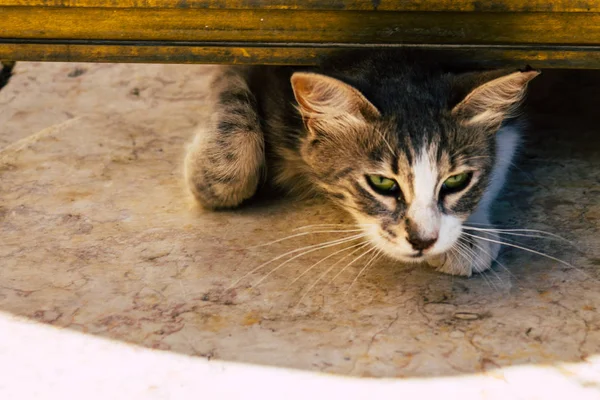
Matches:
[451,68,540,127]
[291,72,380,134]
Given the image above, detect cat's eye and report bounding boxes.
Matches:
[441,172,472,194]
[367,175,399,196]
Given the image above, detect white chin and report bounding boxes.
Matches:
[372,240,448,264]
[388,253,441,264]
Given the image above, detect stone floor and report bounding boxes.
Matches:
[0,62,599,385]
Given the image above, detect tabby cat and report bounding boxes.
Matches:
[184,52,539,276]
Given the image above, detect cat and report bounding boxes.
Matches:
[184,51,539,277]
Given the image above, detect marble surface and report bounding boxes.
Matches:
[0,63,599,391]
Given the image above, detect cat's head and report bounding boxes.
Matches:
[290,66,539,274]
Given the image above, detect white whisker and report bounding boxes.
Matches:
[449,143,494,159]
[460,231,589,278]
[252,234,368,287]
[374,128,396,155]
[228,233,366,289]
[463,226,573,245]
[454,240,476,268]
[463,236,516,281]
[448,246,480,285]
[292,223,375,232]
[452,244,495,289]
[345,249,383,295]
[464,239,504,284]
[463,221,497,227]
[294,242,371,308]
[462,155,530,179]
[327,245,378,286]
[249,229,366,248]
[287,241,368,287]
[454,240,496,286]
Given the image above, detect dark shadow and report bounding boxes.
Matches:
[0,61,15,91]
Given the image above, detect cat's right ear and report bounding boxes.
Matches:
[451,68,540,128]
[291,72,380,135]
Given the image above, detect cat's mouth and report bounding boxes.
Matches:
[377,243,437,263]
[372,230,438,262]
[366,225,457,264]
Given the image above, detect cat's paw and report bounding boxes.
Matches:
[186,167,260,209]
[184,128,264,209]
[429,232,501,276]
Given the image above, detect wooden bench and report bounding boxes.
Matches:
[1,1,600,68]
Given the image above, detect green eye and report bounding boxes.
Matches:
[442,172,472,193]
[367,175,399,195]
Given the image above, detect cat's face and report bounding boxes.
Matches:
[291,68,538,267]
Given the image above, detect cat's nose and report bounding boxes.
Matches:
[405,219,438,251]
[407,234,437,251]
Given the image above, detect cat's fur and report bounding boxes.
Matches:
[184,51,539,276]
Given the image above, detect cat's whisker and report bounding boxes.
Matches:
[462,155,523,171]
[449,143,491,159]
[228,233,366,289]
[345,249,384,296]
[295,242,371,308]
[373,128,396,155]
[473,231,558,241]
[462,247,494,291]
[462,239,505,285]
[326,245,377,287]
[457,242,498,290]
[462,226,573,245]
[251,234,368,287]
[249,229,366,248]
[453,240,498,288]
[287,241,368,287]
[454,240,477,270]
[464,222,556,232]
[447,245,488,288]
[292,223,375,232]
[462,154,532,179]
[463,235,517,282]
[460,231,590,279]
[462,221,498,227]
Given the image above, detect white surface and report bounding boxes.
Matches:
[0,313,598,400]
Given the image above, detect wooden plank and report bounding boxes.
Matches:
[2,43,600,69]
[2,1,600,68]
[0,0,598,12]
[2,8,600,45]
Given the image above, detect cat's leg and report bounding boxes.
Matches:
[433,125,521,276]
[185,67,265,209]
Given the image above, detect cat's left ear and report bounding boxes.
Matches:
[452,68,540,128]
[291,72,380,134]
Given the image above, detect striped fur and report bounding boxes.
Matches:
[185,51,538,276]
